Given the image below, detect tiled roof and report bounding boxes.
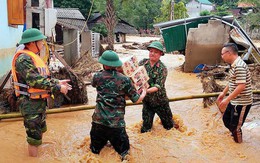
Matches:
[115,22,138,34]
[55,8,88,30]
[237,2,254,8]
[57,19,88,31]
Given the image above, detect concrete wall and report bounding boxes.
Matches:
[26,0,45,34]
[81,31,92,55]
[63,29,79,66]
[184,20,230,72]
[0,0,24,50]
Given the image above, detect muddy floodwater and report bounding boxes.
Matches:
[0,36,260,163]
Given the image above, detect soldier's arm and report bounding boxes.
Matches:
[15,55,60,92]
[154,66,167,89]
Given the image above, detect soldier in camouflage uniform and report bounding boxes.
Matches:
[12,28,72,157]
[139,41,175,133]
[90,50,146,160]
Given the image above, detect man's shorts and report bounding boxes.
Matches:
[23,113,47,146]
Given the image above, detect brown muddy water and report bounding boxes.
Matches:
[0,36,260,163]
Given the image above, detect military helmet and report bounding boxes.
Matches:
[147,41,164,56]
[99,50,123,67]
[19,28,47,44]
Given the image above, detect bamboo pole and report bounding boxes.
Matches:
[1,90,260,120]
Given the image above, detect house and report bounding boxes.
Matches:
[186,0,214,18]
[0,0,25,78]
[0,0,58,77]
[88,12,138,43]
[55,8,99,65]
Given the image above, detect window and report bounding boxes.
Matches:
[31,0,39,7]
[7,0,25,25]
[32,13,40,29]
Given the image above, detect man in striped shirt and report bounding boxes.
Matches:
[217,43,252,143]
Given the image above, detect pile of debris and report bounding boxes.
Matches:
[201,64,260,107]
[71,51,102,82]
[49,50,102,108]
[0,50,102,113]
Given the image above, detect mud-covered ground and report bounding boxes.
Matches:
[0,36,259,163]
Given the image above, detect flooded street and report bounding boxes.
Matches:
[0,36,259,163]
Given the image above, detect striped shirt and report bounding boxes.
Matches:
[228,57,252,105]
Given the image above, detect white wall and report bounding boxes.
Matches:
[186,0,214,18]
[0,0,24,49]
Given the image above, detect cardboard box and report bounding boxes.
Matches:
[120,55,150,96]
[134,80,150,94]
[121,55,139,77]
[130,66,149,83]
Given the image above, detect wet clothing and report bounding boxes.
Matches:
[141,102,173,133]
[90,122,129,156]
[12,50,51,99]
[223,57,252,143]
[24,113,47,146]
[229,57,252,105]
[91,69,140,128]
[90,69,140,156]
[223,103,251,143]
[13,51,60,145]
[14,52,60,115]
[139,59,174,132]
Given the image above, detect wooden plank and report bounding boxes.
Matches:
[0,71,11,92]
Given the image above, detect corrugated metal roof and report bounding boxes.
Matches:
[154,16,212,29]
[197,0,212,5]
[56,8,85,20]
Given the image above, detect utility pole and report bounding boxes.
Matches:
[170,0,174,20]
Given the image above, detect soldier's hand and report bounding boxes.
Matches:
[59,79,70,85]
[141,88,147,97]
[60,84,72,95]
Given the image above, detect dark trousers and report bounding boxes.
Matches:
[90,122,129,156]
[223,103,251,134]
[141,102,174,133]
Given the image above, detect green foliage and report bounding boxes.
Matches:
[200,10,211,16]
[91,23,108,37]
[154,0,171,23]
[54,0,93,19]
[94,0,161,30]
[239,0,260,31]
[154,0,188,23]
[174,1,189,19]
[213,5,231,16]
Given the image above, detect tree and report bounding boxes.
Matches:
[200,10,211,16]
[174,1,189,19]
[154,0,188,23]
[91,23,108,38]
[95,0,161,30]
[213,5,231,16]
[104,0,117,50]
[238,0,260,36]
[54,0,93,19]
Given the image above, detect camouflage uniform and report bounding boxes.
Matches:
[139,58,174,133]
[15,53,60,146]
[90,69,140,156]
